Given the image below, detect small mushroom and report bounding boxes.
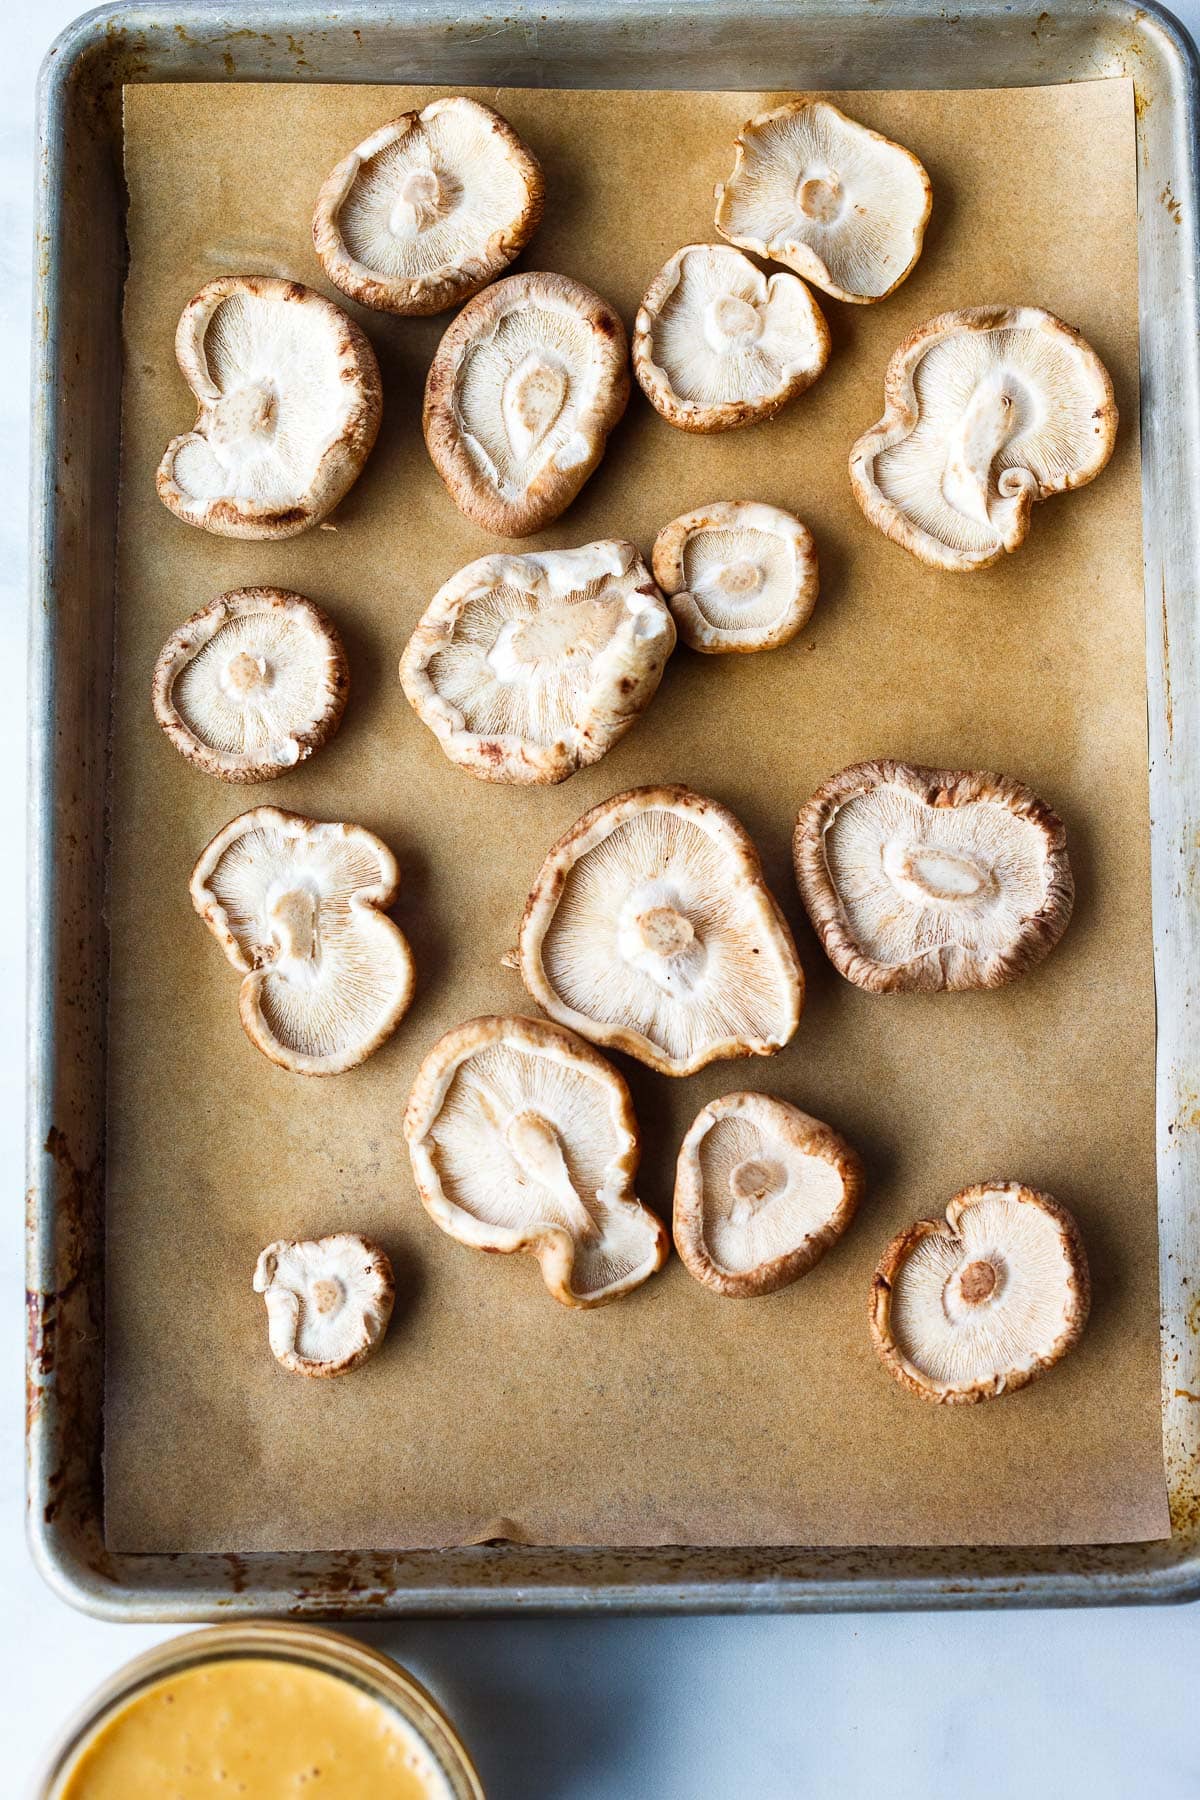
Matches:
[674,1092,863,1297]
[399,539,675,784]
[794,760,1073,993]
[423,271,630,536]
[191,807,415,1075]
[714,100,932,305]
[869,1182,1090,1404]
[651,501,818,653]
[516,785,804,1077]
[404,1015,668,1308]
[633,244,830,433]
[253,1234,394,1377]
[152,588,349,783]
[849,306,1118,571]
[313,98,544,317]
[157,277,382,540]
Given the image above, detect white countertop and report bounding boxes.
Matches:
[6,4,1200,1794]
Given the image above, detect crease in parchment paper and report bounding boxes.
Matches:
[104,78,1169,1552]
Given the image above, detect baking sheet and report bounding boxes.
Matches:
[105,78,1168,1551]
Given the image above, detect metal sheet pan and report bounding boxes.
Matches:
[26,0,1200,1619]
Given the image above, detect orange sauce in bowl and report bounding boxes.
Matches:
[58,1657,454,1799]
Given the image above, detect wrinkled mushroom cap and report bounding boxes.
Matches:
[517,785,804,1077]
[632,244,830,433]
[152,588,349,783]
[423,271,630,536]
[404,1015,668,1308]
[869,1182,1090,1403]
[156,276,382,540]
[674,1092,863,1297]
[849,306,1118,571]
[794,760,1074,993]
[714,100,932,305]
[399,540,675,784]
[313,97,544,317]
[651,501,819,653]
[253,1233,394,1377]
[190,807,415,1075]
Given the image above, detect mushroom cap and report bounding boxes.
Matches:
[404,1014,668,1309]
[399,540,676,785]
[794,759,1074,994]
[869,1182,1090,1404]
[190,807,415,1075]
[517,785,805,1077]
[156,276,382,541]
[714,100,932,305]
[849,306,1118,572]
[632,244,830,433]
[253,1233,394,1377]
[152,588,349,783]
[423,270,630,536]
[674,1092,864,1297]
[651,501,819,653]
[313,99,544,318]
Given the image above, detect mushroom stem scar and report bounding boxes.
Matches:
[268,885,319,964]
[941,371,1020,526]
[220,649,272,698]
[728,1155,787,1224]
[388,165,445,237]
[797,171,843,222]
[959,1259,998,1303]
[634,905,696,958]
[210,380,278,449]
[881,839,994,906]
[504,1109,599,1240]
[703,293,764,353]
[501,351,569,461]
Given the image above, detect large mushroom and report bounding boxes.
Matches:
[404,1015,668,1309]
[399,540,675,785]
[632,244,830,433]
[869,1182,1090,1404]
[423,271,630,536]
[515,786,804,1077]
[253,1234,395,1378]
[794,760,1074,993]
[849,307,1118,571]
[190,807,415,1075]
[313,97,544,316]
[152,588,349,783]
[651,501,819,653]
[714,100,932,305]
[156,276,382,540]
[674,1092,864,1297]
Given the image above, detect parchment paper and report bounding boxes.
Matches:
[105,78,1169,1551]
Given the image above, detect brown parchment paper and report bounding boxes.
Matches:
[105,78,1169,1551]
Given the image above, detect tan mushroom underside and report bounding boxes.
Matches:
[794,760,1074,993]
[869,1183,1090,1403]
[156,276,382,541]
[714,99,932,304]
[404,1014,668,1308]
[253,1234,395,1377]
[423,270,630,536]
[674,1092,864,1296]
[517,784,805,1076]
[651,501,819,653]
[399,540,676,784]
[849,306,1118,571]
[190,807,415,1076]
[313,97,544,316]
[152,588,349,782]
[633,243,830,433]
